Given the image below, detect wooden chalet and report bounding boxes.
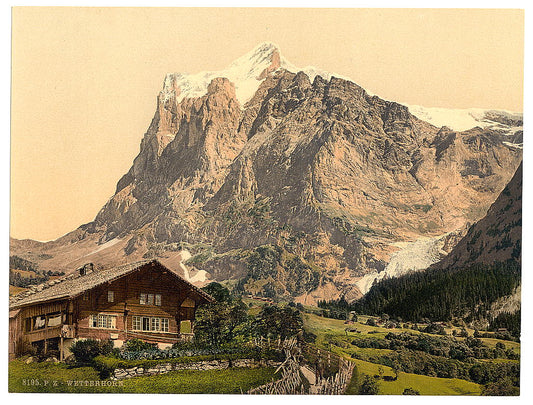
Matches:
[9,260,214,360]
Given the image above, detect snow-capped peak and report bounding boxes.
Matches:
[159,43,522,142]
[160,42,347,106]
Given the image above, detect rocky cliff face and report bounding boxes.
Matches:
[10,43,522,303]
[431,162,522,269]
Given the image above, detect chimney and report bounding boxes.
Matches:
[78,263,95,276]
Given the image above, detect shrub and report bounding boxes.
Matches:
[423,323,447,335]
[303,330,317,344]
[253,305,303,339]
[69,339,113,365]
[482,377,520,396]
[403,387,420,395]
[123,338,156,352]
[358,374,379,395]
[201,282,231,303]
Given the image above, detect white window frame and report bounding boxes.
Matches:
[108,290,114,303]
[131,316,170,332]
[139,293,146,305]
[132,315,142,331]
[89,314,117,329]
[147,294,154,305]
[161,318,169,332]
[155,294,162,306]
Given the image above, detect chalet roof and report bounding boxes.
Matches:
[9,260,214,309]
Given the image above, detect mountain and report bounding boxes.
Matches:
[432,162,522,269]
[10,42,522,304]
[351,163,522,322]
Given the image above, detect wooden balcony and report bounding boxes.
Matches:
[24,324,75,343]
[25,325,62,343]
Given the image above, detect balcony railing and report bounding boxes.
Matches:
[25,324,75,342]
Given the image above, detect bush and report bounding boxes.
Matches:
[123,338,156,352]
[303,330,317,344]
[358,374,379,395]
[116,343,284,362]
[253,305,303,339]
[402,387,420,395]
[482,377,520,396]
[423,323,447,335]
[69,339,113,365]
[201,282,231,302]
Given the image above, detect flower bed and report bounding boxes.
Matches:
[117,345,280,361]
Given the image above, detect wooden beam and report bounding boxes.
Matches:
[60,336,64,361]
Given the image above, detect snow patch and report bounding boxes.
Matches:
[356,234,451,295]
[178,249,207,283]
[187,270,208,283]
[405,104,523,133]
[503,141,523,149]
[82,238,122,257]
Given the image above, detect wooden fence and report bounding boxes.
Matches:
[247,338,354,395]
[301,344,354,395]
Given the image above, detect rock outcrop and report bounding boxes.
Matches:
[431,162,522,269]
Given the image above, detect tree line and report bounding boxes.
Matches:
[321,261,520,329]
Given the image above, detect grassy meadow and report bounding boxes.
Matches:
[301,312,518,395]
[9,359,278,394]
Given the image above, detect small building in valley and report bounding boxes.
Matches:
[9,260,214,360]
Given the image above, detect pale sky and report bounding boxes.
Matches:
[10,7,524,241]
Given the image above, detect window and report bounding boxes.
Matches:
[89,314,117,329]
[83,292,90,301]
[133,316,141,331]
[161,318,169,332]
[132,316,170,332]
[142,317,150,331]
[108,291,114,302]
[139,292,161,305]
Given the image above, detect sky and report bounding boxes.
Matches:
[10,7,524,241]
